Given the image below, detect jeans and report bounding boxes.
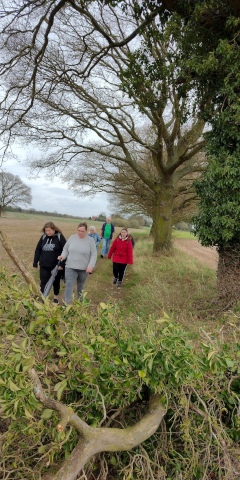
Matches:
[64,268,88,304]
[101,237,111,256]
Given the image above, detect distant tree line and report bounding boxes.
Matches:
[92,212,151,229]
[3,205,81,219]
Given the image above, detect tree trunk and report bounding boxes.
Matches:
[217,244,240,306]
[0,228,39,295]
[152,178,174,252]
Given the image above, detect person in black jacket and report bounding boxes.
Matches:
[33,222,66,303]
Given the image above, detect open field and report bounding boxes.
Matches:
[174,237,218,269]
[0,212,146,272]
[0,212,220,333]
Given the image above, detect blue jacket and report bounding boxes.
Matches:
[88,232,101,247]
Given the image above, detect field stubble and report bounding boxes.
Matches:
[0,213,220,331]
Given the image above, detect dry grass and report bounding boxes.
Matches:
[0,212,144,304]
[0,212,224,334]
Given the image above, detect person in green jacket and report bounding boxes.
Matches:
[100,217,115,258]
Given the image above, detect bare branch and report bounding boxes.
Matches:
[29,368,165,480]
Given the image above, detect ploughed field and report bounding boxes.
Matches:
[174,238,218,270]
[0,214,218,275]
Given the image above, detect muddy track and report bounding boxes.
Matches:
[174,238,218,270]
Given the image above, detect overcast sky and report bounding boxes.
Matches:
[2,156,110,218]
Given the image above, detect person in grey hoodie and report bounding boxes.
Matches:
[58,222,97,304]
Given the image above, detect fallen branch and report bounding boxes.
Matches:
[30,368,166,480]
[0,228,39,295]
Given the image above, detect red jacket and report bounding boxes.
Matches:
[108,236,133,264]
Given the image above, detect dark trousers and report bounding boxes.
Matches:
[113,262,127,282]
[40,266,62,295]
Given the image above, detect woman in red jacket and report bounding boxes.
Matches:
[108,228,133,287]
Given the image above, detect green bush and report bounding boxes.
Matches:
[0,268,239,479]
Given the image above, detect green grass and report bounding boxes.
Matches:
[122,238,217,333]
[0,212,222,334]
[172,229,195,239]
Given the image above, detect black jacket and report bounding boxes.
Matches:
[33,233,66,269]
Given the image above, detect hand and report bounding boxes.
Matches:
[58,266,63,270]
[57,255,63,260]
[86,266,93,274]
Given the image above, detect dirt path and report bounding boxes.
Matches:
[174,238,218,270]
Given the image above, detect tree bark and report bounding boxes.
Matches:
[217,244,240,306]
[152,178,174,252]
[0,228,39,295]
[29,369,165,480]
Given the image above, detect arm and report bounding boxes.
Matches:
[95,233,101,248]
[59,234,67,268]
[101,223,105,238]
[127,241,133,265]
[108,238,117,259]
[60,234,67,248]
[33,237,42,267]
[58,239,69,261]
[87,239,98,272]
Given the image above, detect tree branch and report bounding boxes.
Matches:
[29,368,165,480]
[0,229,39,294]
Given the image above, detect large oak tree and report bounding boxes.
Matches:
[0,1,207,251]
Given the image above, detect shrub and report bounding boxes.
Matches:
[0,268,239,479]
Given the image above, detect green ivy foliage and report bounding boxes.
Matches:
[0,269,239,479]
[193,147,240,248]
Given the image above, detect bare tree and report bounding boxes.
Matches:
[0,170,32,216]
[0,0,159,141]
[0,2,207,251]
[70,148,207,224]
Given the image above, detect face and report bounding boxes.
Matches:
[90,228,95,235]
[45,227,55,236]
[77,226,87,238]
[121,229,128,239]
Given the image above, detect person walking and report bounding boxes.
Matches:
[88,226,101,274]
[101,217,115,258]
[58,222,97,304]
[108,228,133,287]
[88,226,101,249]
[33,221,66,304]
